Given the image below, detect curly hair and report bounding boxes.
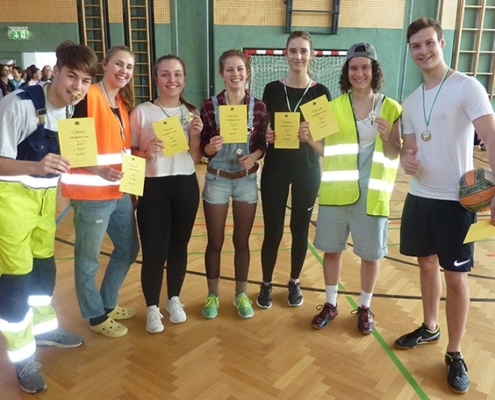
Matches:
[338,59,384,94]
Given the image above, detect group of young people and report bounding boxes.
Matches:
[0,16,494,395]
[0,63,53,99]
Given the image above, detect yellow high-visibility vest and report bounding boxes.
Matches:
[319,93,402,217]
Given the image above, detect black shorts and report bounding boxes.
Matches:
[400,193,476,272]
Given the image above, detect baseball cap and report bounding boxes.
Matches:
[346,42,377,61]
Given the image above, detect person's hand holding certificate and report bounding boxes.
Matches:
[300,95,339,141]
[274,112,300,149]
[57,117,98,168]
[119,153,146,196]
[219,105,248,144]
[152,115,189,157]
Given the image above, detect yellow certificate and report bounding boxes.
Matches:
[219,105,248,144]
[300,95,339,141]
[464,220,495,243]
[57,117,98,168]
[274,112,300,149]
[119,153,146,196]
[152,116,189,157]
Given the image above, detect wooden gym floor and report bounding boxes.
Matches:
[1,149,495,399]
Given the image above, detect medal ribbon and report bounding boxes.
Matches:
[283,78,312,112]
[422,67,449,132]
[101,81,126,145]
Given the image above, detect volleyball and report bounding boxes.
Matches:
[458,168,495,212]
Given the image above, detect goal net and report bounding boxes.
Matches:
[245,49,347,101]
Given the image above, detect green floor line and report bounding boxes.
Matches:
[307,241,429,399]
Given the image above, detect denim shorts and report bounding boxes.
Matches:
[202,171,258,204]
[314,194,388,261]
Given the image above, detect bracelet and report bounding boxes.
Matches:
[382,135,392,144]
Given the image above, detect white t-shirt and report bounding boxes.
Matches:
[355,94,386,189]
[402,71,494,200]
[356,93,385,152]
[129,101,196,177]
[0,88,66,159]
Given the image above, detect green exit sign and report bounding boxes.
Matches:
[8,27,29,40]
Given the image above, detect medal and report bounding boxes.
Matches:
[185,112,194,122]
[421,67,450,143]
[421,130,432,142]
[235,148,244,158]
[368,111,376,122]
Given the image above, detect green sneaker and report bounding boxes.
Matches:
[202,294,219,319]
[233,293,254,319]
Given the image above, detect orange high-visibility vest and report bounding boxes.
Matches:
[61,84,131,200]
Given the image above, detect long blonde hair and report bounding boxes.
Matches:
[103,45,135,111]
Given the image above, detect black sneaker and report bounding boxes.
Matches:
[15,355,47,394]
[350,306,375,335]
[445,352,470,394]
[394,323,441,349]
[256,283,272,309]
[311,303,338,329]
[288,281,303,306]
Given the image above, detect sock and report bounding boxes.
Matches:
[289,278,299,284]
[262,281,271,286]
[207,278,220,297]
[89,314,108,326]
[325,285,338,306]
[359,290,373,308]
[235,281,247,296]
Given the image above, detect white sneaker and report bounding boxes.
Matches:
[146,305,164,333]
[166,296,187,323]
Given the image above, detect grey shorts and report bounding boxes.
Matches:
[314,195,388,261]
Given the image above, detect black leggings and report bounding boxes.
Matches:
[260,166,320,282]
[137,173,199,306]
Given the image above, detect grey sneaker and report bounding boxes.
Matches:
[15,355,47,393]
[288,281,304,306]
[35,327,84,348]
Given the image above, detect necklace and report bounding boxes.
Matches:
[421,67,449,142]
[225,92,248,158]
[283,77,312,112]
[156,98,193,125]
[351,92,377,125]
[100,81,117,108]
[100,81,126,143]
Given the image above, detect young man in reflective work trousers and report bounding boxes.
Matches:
[0,41,98,394]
